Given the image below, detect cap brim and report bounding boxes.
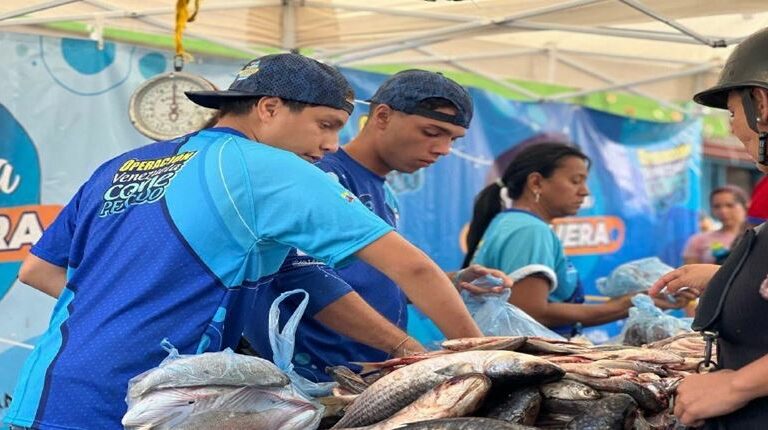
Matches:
[185,90,263,109]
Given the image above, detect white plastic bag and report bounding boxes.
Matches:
[462,275,565,340]
[619,295,691,346]
[597,257,674,297]
[269,289,336,398]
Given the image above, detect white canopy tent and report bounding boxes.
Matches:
[0,0,766,110]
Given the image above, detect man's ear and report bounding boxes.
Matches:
[256,96,282,120]
[370,104,394,129]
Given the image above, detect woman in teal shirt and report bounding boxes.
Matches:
[463,142,683,337]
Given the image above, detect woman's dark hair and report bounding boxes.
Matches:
[462,142,590,267]
[710,185,748,208]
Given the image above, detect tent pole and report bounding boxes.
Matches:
[354,48,544,66]
[546,62,717,101]
[415,47,541,100]
[555,53,689,113]
[0,0,81,22]
[319,0,603,60]
[281,0,297,51]
[617,0,726,47]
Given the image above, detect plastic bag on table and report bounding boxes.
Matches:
[125,340,289,408]
[461,274,565,340]
[123,341,323,429]
[596,257,674,297]
[269,289,336,398]
[122,384,322,429]
[619,295,691,346]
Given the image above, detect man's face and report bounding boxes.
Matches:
[376,106,466,173]
[261,101,349,162]
[727,90,768,173]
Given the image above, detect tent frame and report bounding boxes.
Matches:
[0,0,747,103]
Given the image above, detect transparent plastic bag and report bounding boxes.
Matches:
[269,289,335,398]
[462,275,565,340]
[123,340,323,430]
[619,295,691,346]
[125,341,288,407]
[123,384,322,429]
[596,257,674,297]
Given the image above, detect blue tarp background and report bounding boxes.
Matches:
[0,33,700,425]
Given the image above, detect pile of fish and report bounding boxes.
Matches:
[319,333,712,429]
[122,348,322,429]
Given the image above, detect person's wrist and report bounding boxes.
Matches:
[730,369,758,404]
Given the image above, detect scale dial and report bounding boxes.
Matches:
[129,72,216,141]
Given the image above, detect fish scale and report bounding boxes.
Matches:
[332,350,563,428]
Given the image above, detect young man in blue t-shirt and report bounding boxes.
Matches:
[6,56,482,430]
[243,70,512,382]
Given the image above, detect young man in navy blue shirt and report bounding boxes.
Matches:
[244,70,512,382]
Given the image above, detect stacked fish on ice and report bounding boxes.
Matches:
[322,334,709,429]
[122,348,322,429]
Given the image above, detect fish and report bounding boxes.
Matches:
[558,362,612,378]
[564,393,638,430]
[442,336,527,352]
[394,417,539,429]
[520,338,590,355]
[122,385,319,430]
[333,350,564,428]
[570,348,684,365]
[327,366,371,394]
[540,380,601,401]
[355,351,452,374]
[361,373,491,430]
[564,374,667,412]
[481,385,542,425]
[593,359,669,377]
[127,349,289,400]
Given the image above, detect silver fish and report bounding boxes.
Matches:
[541,380,601,401]
[442,336,527,352]
[122,385,319,429]
[128,349,288,399]
[333,350,564,428]
[327,366,371,394]
[564,374,667,412]
[362,373,491,430]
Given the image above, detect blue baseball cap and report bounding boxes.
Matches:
[369,69,473,128]
[186,53,355,114]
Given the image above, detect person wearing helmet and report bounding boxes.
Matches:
[650,28,768,428]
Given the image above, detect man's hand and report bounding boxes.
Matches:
[649,264,720,299]
[452,264,514,295]
[674,370,749,427]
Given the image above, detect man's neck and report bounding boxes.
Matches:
[344,131,391,177]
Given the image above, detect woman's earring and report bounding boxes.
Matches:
[534,190,541,203]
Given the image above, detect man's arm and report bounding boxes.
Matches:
[355,232,483,339]
[18,253,66,299]
[314,292,425,356]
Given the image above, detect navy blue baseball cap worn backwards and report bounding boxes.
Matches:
[369,69,473,128]
[186,53,355,114]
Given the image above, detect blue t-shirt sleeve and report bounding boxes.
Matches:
[30,185,84,267]
[273,262,355,316]
[246,148,393,268]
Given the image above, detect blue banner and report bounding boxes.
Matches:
[0,33,700,424]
